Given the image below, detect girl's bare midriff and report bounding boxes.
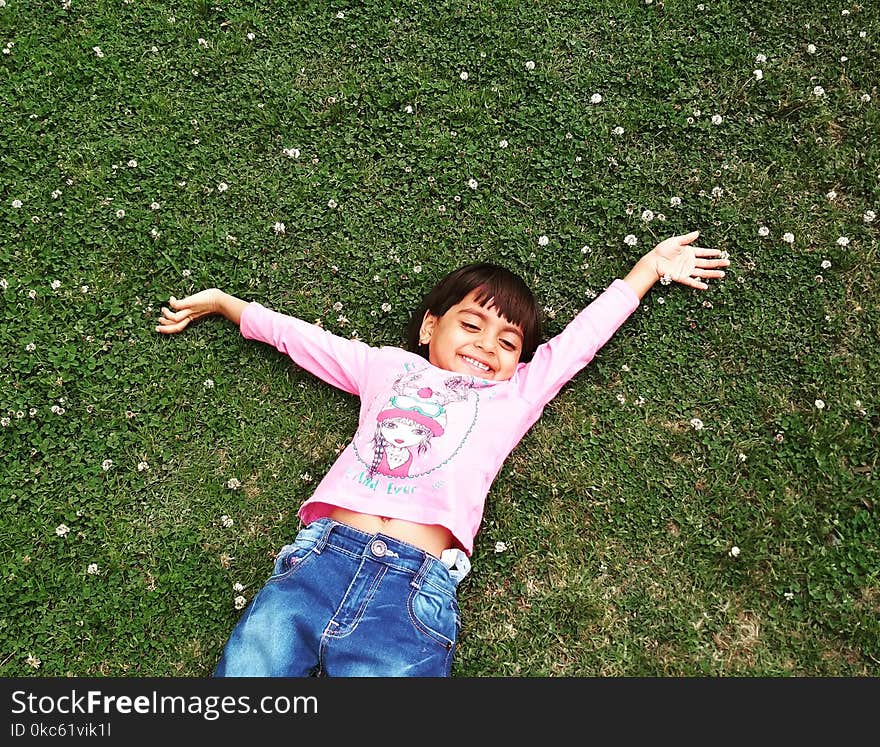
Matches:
[327,507,456,559]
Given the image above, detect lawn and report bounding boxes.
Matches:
[0,0,877,676]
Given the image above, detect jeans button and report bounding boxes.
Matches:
[370,540,387,557]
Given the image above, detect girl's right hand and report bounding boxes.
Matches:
[155,288,222,334]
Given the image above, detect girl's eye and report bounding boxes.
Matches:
[500,339,515,350]
[462,322,479,331]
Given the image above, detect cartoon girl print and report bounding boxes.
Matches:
[367,372,474,478]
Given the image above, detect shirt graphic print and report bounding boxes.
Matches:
[353,369,480,480]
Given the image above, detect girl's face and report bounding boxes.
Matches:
[379,418,431,448]
[419,290,524,381]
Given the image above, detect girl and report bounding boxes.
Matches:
[155,230,728,677]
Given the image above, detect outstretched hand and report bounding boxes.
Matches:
[652,231,729,290]
[155,289,221,334]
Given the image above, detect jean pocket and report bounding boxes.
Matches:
[407,583,460,648]
[268,541,315,581]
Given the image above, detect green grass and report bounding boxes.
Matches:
[1,0,877,676]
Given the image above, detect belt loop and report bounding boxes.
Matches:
[410,555,432,589]
[314,518,336,554]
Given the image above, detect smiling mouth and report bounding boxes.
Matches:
[459,354,491,373]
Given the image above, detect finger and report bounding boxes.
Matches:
[677,230,701,245]
[695,269,726,278]
[674,274,709,290]
[161,306,191,322]
[692,247,724,258]
[694,258,730,269]
[155,317,190,334]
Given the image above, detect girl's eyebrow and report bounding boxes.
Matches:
[458,307,524,338]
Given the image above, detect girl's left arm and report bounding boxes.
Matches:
[623,230,729,298]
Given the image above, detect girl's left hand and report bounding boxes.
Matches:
[652,231,730,290]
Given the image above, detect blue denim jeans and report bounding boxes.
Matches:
[214,518,462,677]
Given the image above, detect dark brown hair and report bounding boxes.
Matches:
[406,263,542,362]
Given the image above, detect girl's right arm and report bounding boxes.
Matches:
[155,289,247,333]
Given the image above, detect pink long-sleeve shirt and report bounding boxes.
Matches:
[240,279,640,555]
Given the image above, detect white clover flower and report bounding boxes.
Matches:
[12,199,22,208]
[115,209,125,219]
[150,201,160,210]
[807,44,817,54]
[669,196,682,208]
[181,268,191,277]
[525,60,535,70]
[328,198,338,209]
[1,417,10,426]
[332,301,343,312]
[460,71,468,80]
[221,514,234,528]
[826,190,837,200]
[690,418,704,430]
[25,342,35,352]
[234,595,247,610]
[26,654,41,669]
[138,461,149,471]
[494,541,507,553]
[758,226,770,237]
[738,452,747,462]
[753,69,763,80]
[836,236,849,246]
[813,85,825,97]
[864,210,876,223]
[202,379,215,391]
[246,32,255,41]
[537,235,549,246]
[93,46,104,58]
[729,546,741,558]
[226,477,241,490]
[127,159,138,168]
[283,147,301,158]
[623,234,638,246]
[87,563,99,575]
[102,459,113,471]
[404,104,413,114]
[0,278,6,290]
[590,93,603,104]
[217,181,228,192]
[616,393,626,404]
[381,302,392,312]
[641,209,654,222]
[499,139,508,148]
[55,524,70,537]
[52,189,62,199]
[197,37,208,48]
[862,94,872,103]
[273,221,286,235]
[336,11,345,19]
[660,273,672,286]
[783,591,795,600]
[233,582,245,592]
[756,53,767,63]
[612,126,624,135]
[467,178,478,190]
[821,259,831,269]
[711,114,723,125]
[413,265,422,273]
[300,472,313,482]
[711,186,724,198]
[814,399,825,410]
[782,232,795,244]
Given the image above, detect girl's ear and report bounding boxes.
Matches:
[419,311,436,345]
